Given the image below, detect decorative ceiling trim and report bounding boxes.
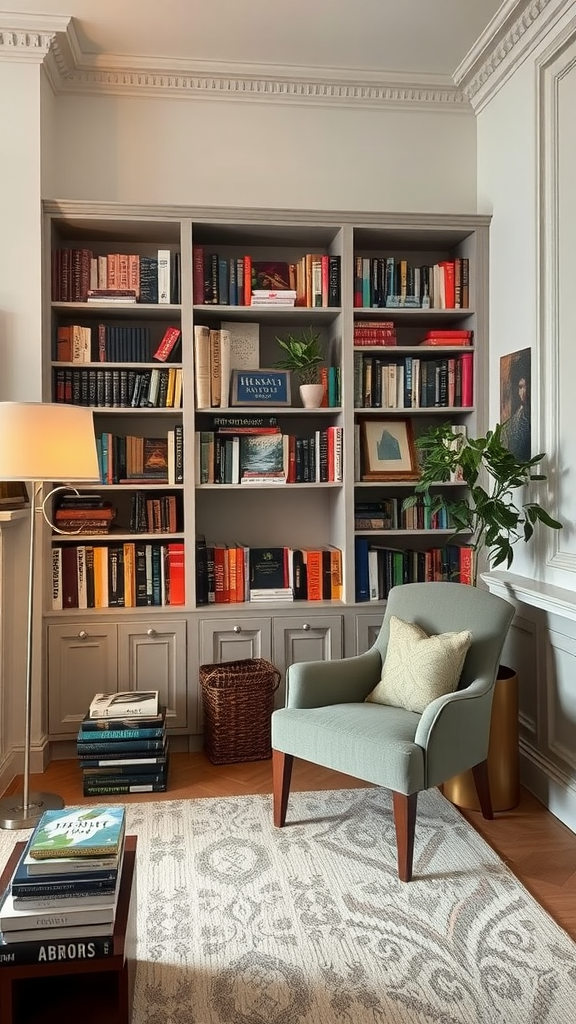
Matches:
[0,11,69,63]
[0,13,469,111]
[454,0,573,113]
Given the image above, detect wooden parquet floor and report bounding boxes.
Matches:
[4,753,576,942]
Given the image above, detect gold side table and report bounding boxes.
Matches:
[443,665,520,812]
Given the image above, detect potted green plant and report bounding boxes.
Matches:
[274,326,325,408]
[404,421,562,585]
[405,421,562,813]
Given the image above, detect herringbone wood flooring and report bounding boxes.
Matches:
[4,753,576,942]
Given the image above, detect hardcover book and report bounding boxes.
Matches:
[88,691,159,719]
[249,547,287,590]
[27,806,125,860]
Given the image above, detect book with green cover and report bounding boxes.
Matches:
[28,806,125,860]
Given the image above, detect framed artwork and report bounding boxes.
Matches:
[359,417,419,481]
[500,348,531,462]
[230,369,291,407]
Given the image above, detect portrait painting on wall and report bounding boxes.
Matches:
[500,348,531,462]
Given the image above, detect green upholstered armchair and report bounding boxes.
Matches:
[271,581,515,881]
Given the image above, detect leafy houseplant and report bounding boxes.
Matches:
[274,327,324,386]
[404,421,562,585]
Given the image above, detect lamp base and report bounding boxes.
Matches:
[0,792,64,830]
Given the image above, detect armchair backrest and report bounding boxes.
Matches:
[373,582,515,695]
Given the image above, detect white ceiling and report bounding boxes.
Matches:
[3,0,504,78]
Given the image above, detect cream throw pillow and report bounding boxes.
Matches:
[365,615,472,714]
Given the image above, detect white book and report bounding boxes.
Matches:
[76,545,88,610]
[157,249,171,304]
[209,329,221,408]
[88,690,159,719]
[0,868,122,931]
[193,325,211,409]
[368,549,379,601]
[23,849,121,877]
[221,321,260,371]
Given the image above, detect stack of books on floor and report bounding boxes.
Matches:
[0,805,125,965]
[78,689,169,796]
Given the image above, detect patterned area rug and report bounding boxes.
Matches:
[2,788,576,1023]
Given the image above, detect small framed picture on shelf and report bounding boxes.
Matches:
[231,369,291,407]
[359,417,419,481]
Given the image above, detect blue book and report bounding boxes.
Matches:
[78,724,164,741]
[76,737,165,754]
[355,537,370,602]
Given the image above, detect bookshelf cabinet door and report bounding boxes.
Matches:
[117,619,187,729]
[199,617,272,665]
[48,623,118,736]
[272,614,344,708]
[355,612,384,655]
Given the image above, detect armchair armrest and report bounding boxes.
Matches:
[415,677,495,787]
[286,648,382,709]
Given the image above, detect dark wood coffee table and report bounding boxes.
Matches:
[0,834,137,1024]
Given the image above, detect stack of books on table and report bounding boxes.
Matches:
[78,690,169,796]
[0,805,125,965]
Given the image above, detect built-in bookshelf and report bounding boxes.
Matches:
[42,203,488,744]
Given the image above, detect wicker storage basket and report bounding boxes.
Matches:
[199,658,281,765]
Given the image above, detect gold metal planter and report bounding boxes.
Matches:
[443,665,520,812]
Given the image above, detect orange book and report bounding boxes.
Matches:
[439,260,455,308]
[167,542,185,605]
[304,549,323,601]
[57,326,72,362]
[123,542,135,608]
[243,255,252,306]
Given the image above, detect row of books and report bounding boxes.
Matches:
[51,248,180,304]
[79,692,168,795]
[0,805,126,965]
[195,426,344,485]
[353,352,474,409]
[196,540,343,604]
[52,541,185,609]
[54,324,182,364]
[193,250,342,308]
[53,366,183,409]
[354,256,470,310]
[355,539,474,601]
[355,497,454,532]
[96,429,184,485]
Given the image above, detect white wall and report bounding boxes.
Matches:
[51,93,478,212]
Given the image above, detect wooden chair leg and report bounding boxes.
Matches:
[272,749,294,827]
[392,791,418,882]
[471,759,494,820]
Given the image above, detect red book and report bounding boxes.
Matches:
[153,326,181,363]
[460,352,474,407]
[424,330,472,339]
[439,261,455,308]
[167,542,185,605]
[321,255,329,308]
[459,546,474,586]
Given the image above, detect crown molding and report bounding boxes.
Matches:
[0,13,69,63]
[453,0,573,113]
[0,14,469,111]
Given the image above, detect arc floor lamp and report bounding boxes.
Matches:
[0,402,99,829]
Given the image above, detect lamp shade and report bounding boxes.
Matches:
[0,402,100,482]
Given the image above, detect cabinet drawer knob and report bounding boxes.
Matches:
[78,630,88,640]
[233,625,241,634]
[147,628,157,638]
[302,623,310,631]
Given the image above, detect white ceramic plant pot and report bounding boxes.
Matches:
[299,383,325,409]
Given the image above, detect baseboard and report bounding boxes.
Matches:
[0,750,17,797]
[520,747,576,834]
